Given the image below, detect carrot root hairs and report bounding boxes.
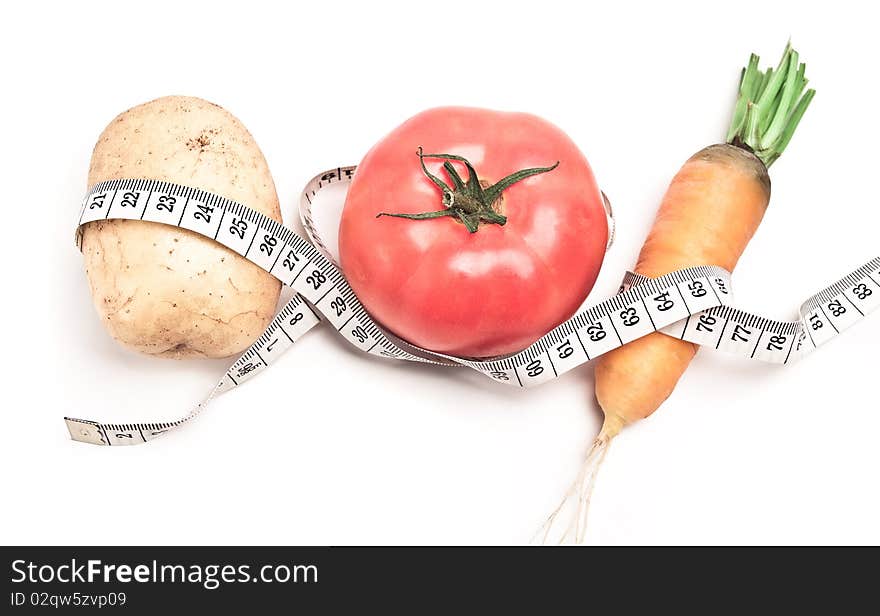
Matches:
[533,434,612,545]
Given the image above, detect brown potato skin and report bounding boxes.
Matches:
[82,96,282,358]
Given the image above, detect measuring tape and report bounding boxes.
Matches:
[66,170,880,445]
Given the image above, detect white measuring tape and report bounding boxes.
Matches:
[67,170,880,445]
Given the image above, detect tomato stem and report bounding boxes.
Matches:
[376,147,559,233]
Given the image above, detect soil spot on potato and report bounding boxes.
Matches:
[186,128,222,152]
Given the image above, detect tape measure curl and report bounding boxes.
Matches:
[66,171,880,446]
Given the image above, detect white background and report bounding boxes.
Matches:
[2,0,878,545]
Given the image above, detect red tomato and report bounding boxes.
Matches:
[339,107,608,358]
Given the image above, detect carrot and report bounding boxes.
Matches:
[596,144,771,435]
[539,43,815,544]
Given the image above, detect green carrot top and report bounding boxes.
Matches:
[726,42,816,167]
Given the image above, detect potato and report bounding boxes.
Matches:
[82,96,282,358]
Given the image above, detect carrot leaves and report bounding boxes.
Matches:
[726,42,815,167]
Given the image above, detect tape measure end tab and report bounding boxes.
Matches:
[64,418,106,446]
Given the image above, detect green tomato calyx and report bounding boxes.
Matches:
[376,147,559,233]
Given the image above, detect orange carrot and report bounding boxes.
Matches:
[596,144,770,437]
[539,43,815,544]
